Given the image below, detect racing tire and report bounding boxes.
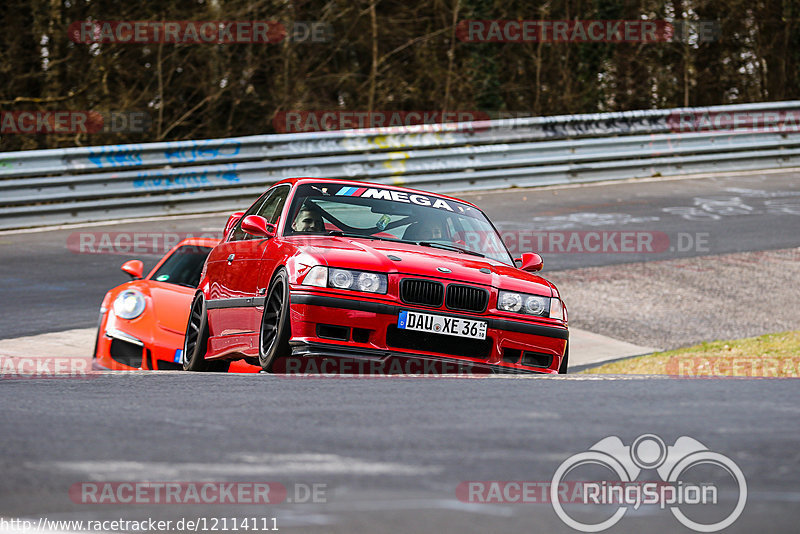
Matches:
[183,294,229,372]
[558,343,569,374]
[259,269,292,372]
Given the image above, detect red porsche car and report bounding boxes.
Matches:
[182,178,569,375]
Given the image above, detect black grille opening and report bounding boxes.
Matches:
[386,325,492,359]
[109,338,143,368]
[317,324,350,341]
[155,359,183,370]
[446,284,489,312]
[521,351,553,368]
[352,328,371,343]
[502,348,522,364]
[400,279,444,307]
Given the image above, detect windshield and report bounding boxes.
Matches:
[149,245,213,288]
[284,183,514,265]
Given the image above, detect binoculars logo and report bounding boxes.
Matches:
[550,434,747,532]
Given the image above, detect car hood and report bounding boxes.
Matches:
[291,236,554,296]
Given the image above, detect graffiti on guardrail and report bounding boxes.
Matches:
[86,139,243,168]
[285,139,351,155]
[133,168,239,191]
[343,132,460,151]
[88,150,144,167]
[538,115,666,138]
[381,155,475,175]
[164,139,242,163]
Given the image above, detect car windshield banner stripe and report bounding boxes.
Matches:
[334,185,458,212]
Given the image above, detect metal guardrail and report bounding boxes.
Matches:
[1,101,799,229]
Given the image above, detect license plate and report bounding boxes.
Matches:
[397,310,487,340]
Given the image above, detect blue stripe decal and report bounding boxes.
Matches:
[174,349,183,363]
[335,186,354,196]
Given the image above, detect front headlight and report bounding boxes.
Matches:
[302,266,388,294]
[113,289,146,319]
[497,290,551,318]
[549,298,565,321]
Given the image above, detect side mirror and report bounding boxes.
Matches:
[515,252,543,272]
[223,211,245,238]
[121,259,144,279]
[241,215,277,238]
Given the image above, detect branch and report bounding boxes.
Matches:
[0,85,88,106]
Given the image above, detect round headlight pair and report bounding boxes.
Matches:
[329,268,386,293]
[113,289,146,319]
[304,267,387,294]
[497,290,549,317]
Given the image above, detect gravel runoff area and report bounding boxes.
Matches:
[544,247,800,351]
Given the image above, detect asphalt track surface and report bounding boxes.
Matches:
[1,170,800,532]
[1,374,798,533]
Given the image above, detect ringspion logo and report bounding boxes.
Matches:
[550,434,746,532]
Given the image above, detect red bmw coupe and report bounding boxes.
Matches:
[182,178,569,375]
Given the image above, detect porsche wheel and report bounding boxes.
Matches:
[259,269,291,372]
[183,294,229,372]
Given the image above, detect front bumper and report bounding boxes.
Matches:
[94,314,185,371]
[287,292,568,374]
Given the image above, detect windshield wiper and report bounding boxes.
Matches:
[326,230,405,243]
[417,241,485,257]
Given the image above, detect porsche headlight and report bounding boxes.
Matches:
[497,290,550,318]
[302,266,387,294]
[113,289,146,319]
